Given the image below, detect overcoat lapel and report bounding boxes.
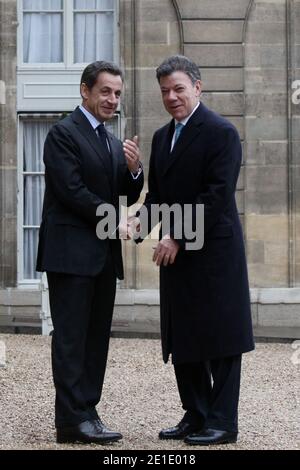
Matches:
[160,121,174,173]
[162,103,206,176]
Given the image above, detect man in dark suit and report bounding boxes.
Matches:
[133,55,254,445]
[36,61,143,444]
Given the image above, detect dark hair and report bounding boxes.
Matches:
[80,61,124,90]
[156,55,201,84]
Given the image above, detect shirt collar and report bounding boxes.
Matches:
[174,102,200,127]
[79,105,103,130]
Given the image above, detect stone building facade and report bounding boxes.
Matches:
[0,0,299,338]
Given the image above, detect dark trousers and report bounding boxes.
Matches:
[47,253,116,428]
[174,355,241,433]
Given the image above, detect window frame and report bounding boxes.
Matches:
[17,0,119,70]
[17,113,62,286]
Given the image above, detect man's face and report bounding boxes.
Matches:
[81,72,123,122]
[159,71,202,121]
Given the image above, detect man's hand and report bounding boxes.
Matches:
[153,234,180,266]
[127,216,140,239]
[123,136,141,174]
[118,216,140,240]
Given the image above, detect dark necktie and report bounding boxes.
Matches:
[96,123,113,177]
[96,123,111,154]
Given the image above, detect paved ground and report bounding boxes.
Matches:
[0,334,299,450]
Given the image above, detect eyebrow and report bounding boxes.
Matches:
[100,86,122,93]
[160,84,186,90]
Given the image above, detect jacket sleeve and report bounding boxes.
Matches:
[43,123,108,226]
[120,166,144,207]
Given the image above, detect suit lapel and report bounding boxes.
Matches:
[71,107,113,179]
[107,134,120,201]
[163,103,206,176]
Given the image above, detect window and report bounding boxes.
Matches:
[17,0,120,283]
[19,0,118,67]
[18,116,59,281]
[18,114,120,283]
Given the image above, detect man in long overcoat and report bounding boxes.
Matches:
[135,55,254,446]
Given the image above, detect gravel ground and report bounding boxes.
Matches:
[0,334,299,450]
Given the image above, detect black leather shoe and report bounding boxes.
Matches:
[94,418,123,441]
[57,419,122,444]
[184,428,238,446]
[159,421,201,440]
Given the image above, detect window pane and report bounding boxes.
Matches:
[22,118,58,280]
[23,0,62,10]
[23,175,45,226]
[74,0,114,10]
[74,12,113,63]
[23,120,51,172]
[23,229,41,280]
[23,13,63,63]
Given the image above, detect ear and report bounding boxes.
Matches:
[80,83,89,100]
[194,80,202,97]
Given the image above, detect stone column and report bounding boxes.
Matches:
[244,0,289,287]
[290,0,300,285]
[0,0,17,287]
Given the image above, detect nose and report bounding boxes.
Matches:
[107,93,119,105]
[167,90,177,102]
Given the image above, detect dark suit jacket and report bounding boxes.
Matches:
[140,103,254,363]
[36,107,143,279]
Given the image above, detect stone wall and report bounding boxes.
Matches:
[125,0,253,290]
[120,0,181,290]
[0,0,300,338]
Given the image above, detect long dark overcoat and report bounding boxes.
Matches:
[142,103,254,364]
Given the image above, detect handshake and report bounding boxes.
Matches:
[118,215,141,241]
[118,216,180,266]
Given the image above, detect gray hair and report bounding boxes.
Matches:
[156,55,201,84]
